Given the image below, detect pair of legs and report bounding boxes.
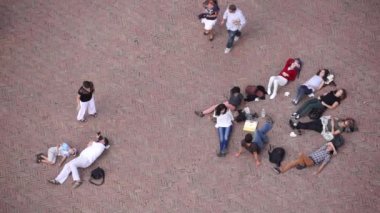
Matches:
[294,98,325,118]
[226,30,241,49]
[292,85,313,105]
[294,119,323,133]
[77,97,96,121]
[54,156,92,184]
[202,18,217,40]
[253,121,273,149]
[217,125,233,154]
[267,76,288,99]
[279,153,314,173]
[39,147,59,164]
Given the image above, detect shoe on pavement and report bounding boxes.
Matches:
[72,181,82,189]
[224,48,231,54]
[48,179,60,185]
[273,167,281,174]
[194,111,204,117]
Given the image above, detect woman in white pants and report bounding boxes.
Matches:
[48,138,109,189]
[77,81,96,122]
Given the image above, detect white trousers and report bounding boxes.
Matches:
[267,75,288,98]
[55,156,92,183]
[77,97,96,120]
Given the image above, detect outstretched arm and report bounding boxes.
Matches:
[314,162,328,175]
[235,146,244,157]
[253,152,261,167]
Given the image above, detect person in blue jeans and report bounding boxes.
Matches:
[213,104,234,157]
[220,4,246,54]
[235,115,274,167]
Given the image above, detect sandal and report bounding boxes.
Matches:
[48,179,60,185]
[79,119,86,122]
[36,153,43,163]
[209,35,214,41]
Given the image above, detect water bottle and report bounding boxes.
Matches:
[261,108,266,118]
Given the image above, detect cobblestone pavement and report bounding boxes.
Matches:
[0,0,379,212]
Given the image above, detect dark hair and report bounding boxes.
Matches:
[229,4,237,11]
[230,86,241,94]
[244,134,253,143]
[328,150,334,155]
[334,89,347,101]
[215,104,227,116]
[103,137,109,147]
[83,81,91,88]
[317,69,330,81]
[343,118,357,133]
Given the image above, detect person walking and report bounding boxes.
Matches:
[77,81,96,122]
[220,4,246,54]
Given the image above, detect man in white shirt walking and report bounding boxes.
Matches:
[221,4,247,54]
[48,137,109,188]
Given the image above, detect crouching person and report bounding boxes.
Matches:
[273,142,337,175]
[48,137,109,188]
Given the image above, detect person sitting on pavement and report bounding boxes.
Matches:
[195,86,243,118]
[48,136,109,189]
[235,115,274,167]
[36,142,77,166]
[273,142,337,175]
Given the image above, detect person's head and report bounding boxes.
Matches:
[99,137,109,147]
[334,89,347,100]
[215,104,227,116]
[230,86,241,95]
[317,69,330,81]
[326,143,337,155]
[206,0,215,8]
[292,58,302,70]
[228,4,237,13]
[96,131,104,141]
[340,118,357,133]
[83,81,92,89]
[69,148,77,156]
[244,133,253,143]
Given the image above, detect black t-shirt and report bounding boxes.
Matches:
[241,140,260,154]
[205,5,220,20]
[78,86,93,102]
[229,93,244,107]
[320,91,340,106]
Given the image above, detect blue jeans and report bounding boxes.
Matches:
[217,125,233,153]
[253,122,273,150]
[293,85,313,104]
[226,30,241,48]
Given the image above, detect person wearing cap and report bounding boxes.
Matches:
[235,115,274,167]
[273,142,337,175]
[48,137,109,189]
[220,4,246,54]
[36,142,77,167]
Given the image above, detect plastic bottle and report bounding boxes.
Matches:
[261,108,266,118]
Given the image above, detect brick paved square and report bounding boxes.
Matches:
[0,0,379,212]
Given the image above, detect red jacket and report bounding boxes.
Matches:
[279,58,298,81]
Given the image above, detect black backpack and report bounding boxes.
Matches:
[89,167,105,186]
[268,145,285,167]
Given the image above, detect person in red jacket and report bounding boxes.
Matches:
[267,58,302,99]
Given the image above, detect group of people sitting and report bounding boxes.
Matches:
[195,57,357,175]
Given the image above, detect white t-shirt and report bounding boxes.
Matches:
[214,110,234,128]
[303,75,323,91]
[223,9,246,31]
[80,142,106,163]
